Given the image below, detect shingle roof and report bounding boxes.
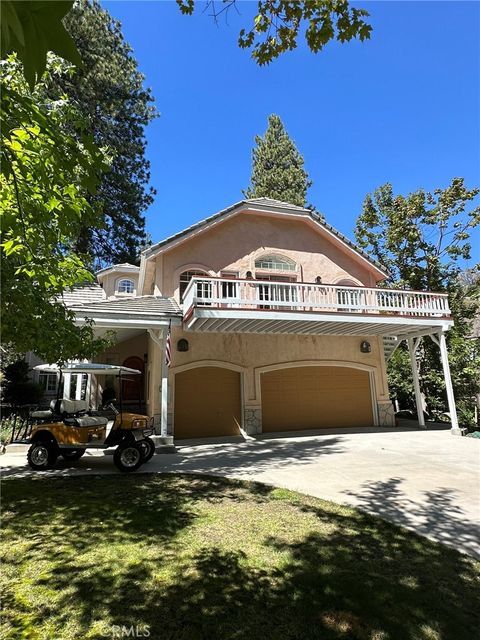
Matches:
[244,197,309,212]
[141,197,389,277]
[70,295,182,316]
[61,284,106,306]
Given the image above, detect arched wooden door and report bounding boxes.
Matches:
[174,366,242,439]
[122,356,145,402]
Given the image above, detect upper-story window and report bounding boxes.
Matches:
[118,279,135,294]
[179,270,208,301]
[255,254,296,271]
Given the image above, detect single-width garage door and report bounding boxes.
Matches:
[261,366,374,432]
[174,366,242,439]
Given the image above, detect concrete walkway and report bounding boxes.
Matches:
[2,425,479,558]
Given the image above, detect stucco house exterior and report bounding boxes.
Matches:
[35,197,460,440]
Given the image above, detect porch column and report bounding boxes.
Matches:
[160,332,169,438]
[147,328,174,449]
[430,332,462,435]
[407,337,425,428]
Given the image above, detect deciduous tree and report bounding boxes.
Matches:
[177,0,372,65]
[355,179,480,427]
[1,57,111,362]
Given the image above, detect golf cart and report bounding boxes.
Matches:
[25,363,155,472]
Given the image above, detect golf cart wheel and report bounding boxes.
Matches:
[61,449,86,462]
[27,441,58,471]
[114,442,143,472]
[138,437,155,463]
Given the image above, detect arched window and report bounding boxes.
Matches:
[118,279,135,294]
[255,254,296,272]
[179,270,208,301]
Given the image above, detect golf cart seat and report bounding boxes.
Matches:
[59,400,108,428]
[30,399,61,420]
[64,415,109,428]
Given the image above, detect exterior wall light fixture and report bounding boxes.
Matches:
[360,340,371,353]
[177,338,189,352]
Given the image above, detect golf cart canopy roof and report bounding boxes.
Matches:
[34,363,142,376]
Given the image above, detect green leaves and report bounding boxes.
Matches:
[1,1,81,89]
[50,0,157,265]
[177,1,372,65]
[355,179,480,427]
[239,0,372,65]
[1,57,110,362]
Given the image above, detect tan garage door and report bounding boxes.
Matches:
[261,366,374,432]
[174,367,242,439]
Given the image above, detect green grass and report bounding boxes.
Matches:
[1,474,478,640]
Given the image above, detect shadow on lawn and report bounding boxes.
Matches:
[2,474,478,640]
[343,477,480,559]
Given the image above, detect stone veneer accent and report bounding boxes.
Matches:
[244,407,262,435]
[153,412,174,435]
[377,401,396,427]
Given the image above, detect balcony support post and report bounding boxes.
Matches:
[148,328,175,449]
[430,332,463,435]
[407,337,425,428]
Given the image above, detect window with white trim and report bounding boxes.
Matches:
[39,373,58,393]
[255,254,296,271]
[179,270,209,301]
[118,279,135,294]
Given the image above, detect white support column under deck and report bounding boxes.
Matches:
[148,328,174,447]
[407,337,425,428]
[160,347,169,438]
[430,332,463,435]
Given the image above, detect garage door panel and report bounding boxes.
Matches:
[174,367,241,439]
[262,366,373,432]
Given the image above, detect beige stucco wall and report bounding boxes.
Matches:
[165,327,391,431]
[148,212,380,300]
[98,271,140,299]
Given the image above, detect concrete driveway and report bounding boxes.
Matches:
[2,424,479,558]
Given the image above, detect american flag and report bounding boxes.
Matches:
[165,322,172,367]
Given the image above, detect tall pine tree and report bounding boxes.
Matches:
[49,0,157,267]
[244,114,312,207]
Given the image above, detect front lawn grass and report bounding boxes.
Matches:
[1,474,478,640]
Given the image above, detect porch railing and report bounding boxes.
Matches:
[182,278,451,318]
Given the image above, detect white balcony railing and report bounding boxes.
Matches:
[182,278,451,319]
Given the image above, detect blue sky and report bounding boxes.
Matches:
[103,0,479,266]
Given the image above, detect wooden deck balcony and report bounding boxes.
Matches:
[182,277,453,338]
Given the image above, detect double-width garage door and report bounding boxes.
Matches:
[261,366,374,432]
[174,366,242,439]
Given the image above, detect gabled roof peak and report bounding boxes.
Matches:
[141,197,389,278]
[243,197,309,212]
[95,263,140,276]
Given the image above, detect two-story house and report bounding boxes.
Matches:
[56,197,460,441]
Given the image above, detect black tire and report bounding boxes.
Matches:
[61,449,86,462]
[113,442,144,472]
[138,437,155,463]
[27,441,58,471]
